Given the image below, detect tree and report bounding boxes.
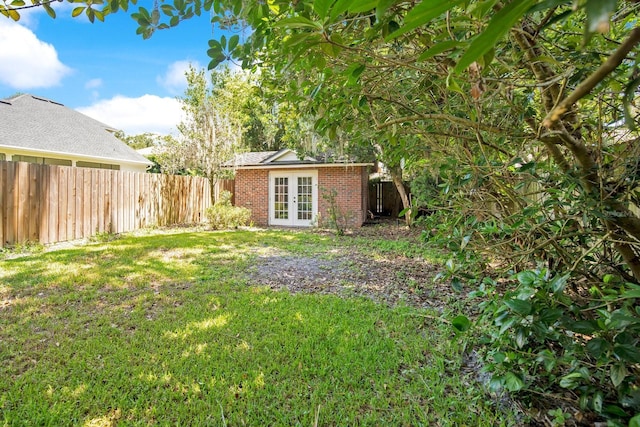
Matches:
[162,66,243,203]
[115,131,158,150]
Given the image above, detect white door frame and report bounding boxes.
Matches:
[268,170,318,227]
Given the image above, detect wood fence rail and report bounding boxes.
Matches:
[0,161,216,248]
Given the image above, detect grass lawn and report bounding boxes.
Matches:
[0,228,516,426]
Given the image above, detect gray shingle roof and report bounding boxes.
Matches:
[0,94,152,166]
[229,149,322,167]
[233,151,279,166]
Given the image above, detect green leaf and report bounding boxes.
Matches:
[539,308,563,323]
[610,363,627,388]
[94,9,105,22]
[348,0,377,13]
[376,0,396,21]
[566,320,598,334]
[515,327,527,348]
[43,2,56,18]
[350,63,366,79]
[86,7,95,23]
[10,0,25,6]
[207,47,223,58]
[445,73,464,94]
[498,315,518,334]
[417,40,462,62]
[505,299,532,316]
[329,0,353,21]
[488,375,504,392]
[312,0,332,19]
[321,41,342,57]
[72,6,85,17]
[516,270,537,286]
[160,4,174,15]
[629,414,640,427]
[602,406,627,418]
[460,234,471,250]
[586,338,609,359]
[228,34,240,51]
[386,0,465,41]
[445,258,456,273]
[614,344,640,363]
[504,372,525,391]
[549,273,569,293]
[469,0,499,18]
[593,390,603,413]
[274,16,324,31]
[527,0,571,14]
[620,288,640,299]
[585,0,616,35]
[559,372,583,389]
[536,349,556,372]
[454,0,536,74]
[451,315,471,332]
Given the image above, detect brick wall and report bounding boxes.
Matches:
[234,165,369,228]
[317,166,368,228]
[234,169,269,226]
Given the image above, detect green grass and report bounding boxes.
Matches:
[1,229,514,426]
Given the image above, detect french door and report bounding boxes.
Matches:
[269,171,318,226]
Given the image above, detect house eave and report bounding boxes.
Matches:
[232,162,373,170]
[0,143,153,166]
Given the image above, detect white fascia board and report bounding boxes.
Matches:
[235,163,373,170]
[0,144,152,166]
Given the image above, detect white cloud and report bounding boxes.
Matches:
[0,20,72,89]
[85,78,103,89]
[156,60,201,94]
[77,94,185,135]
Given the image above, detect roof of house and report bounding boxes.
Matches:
[231,149,315,166]
[0,94,152,166]
[229,149,372,169]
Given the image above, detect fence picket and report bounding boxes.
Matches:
[0,161,220,247]
[0,162,5,247]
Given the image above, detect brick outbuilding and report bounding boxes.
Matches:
[231,149,371,228]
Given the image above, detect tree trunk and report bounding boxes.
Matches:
[390,166,412,226]
[209,175,217,206]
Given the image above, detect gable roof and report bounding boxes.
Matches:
[233,150,280,166]
[229,149,372,170]
[0,94,152,167]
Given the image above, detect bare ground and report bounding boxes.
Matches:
[246,225,458,312]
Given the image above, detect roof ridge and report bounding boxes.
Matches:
[31,95,64,106]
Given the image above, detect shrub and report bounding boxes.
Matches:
[468,269,640,425]
[206,191,251,230]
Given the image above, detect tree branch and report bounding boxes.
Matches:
[543,27,640,128]
[376,114,507,134]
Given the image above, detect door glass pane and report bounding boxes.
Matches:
[274,177,288,219]
[297,176,313,220]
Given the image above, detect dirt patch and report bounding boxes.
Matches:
[246,244,455,312]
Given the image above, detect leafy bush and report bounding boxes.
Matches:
[412,155,640,423]
[206,191,251,230]
[320,187,347,235]
[469,269,640,424]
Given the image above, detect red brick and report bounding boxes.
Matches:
[234,166,369,228]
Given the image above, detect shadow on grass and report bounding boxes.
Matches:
[0,228,514,425]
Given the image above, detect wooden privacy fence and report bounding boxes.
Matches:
[0,161,214,248]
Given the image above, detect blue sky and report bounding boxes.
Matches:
[0,4,238,135]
